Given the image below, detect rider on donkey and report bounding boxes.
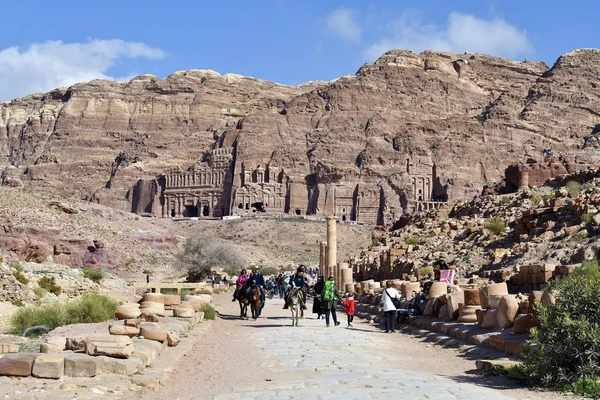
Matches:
[283,265,309,310]
[246,266,266,306]
[232,268,249,302]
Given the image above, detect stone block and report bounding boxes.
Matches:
[140,326,169,342]
[489,335,506,352]
[173,307,195,318]
[40,337,66,354]
[115,303,141,319]
[85,335,134,358]
[124,318,145,327]
[445,291,464,320]
[163,294,181,306]
[143,293,165,303]
[96,356,144,375]
[481,309,498,329]
[505,340,521,356]
[64,354,99,377]
[0,353,37,377]
[463,289,481,306]
[475,359,521,371]
[512,314,531,334]
[167,331,181,347]
[109,324,140,337]
[32,354,65,379]
[65,337,85,351]
[0,343,20,354]
[497,295,519,329]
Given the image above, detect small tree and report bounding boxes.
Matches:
[525,259,600,391]
[177,232,246,282]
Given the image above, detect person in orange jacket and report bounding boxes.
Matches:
[343,293,355,328]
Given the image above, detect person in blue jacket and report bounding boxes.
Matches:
[283,265,309,310]
[246,266,266,305]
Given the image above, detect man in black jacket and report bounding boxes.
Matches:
[283,265,308,310]
[246,266,266,305]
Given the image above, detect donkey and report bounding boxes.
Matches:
[250,284,262,320]
[236,282,249,318]
[289,286,304,327]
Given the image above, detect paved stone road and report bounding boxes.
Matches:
[211,298,519,400]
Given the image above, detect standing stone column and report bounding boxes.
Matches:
[326,216,337,279]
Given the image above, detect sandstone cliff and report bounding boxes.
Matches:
[2,50,600,224]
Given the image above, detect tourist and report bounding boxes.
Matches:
[283,266,308,310]
[211,273,216,288]
[322,276,341,327]
[343,292,355,328]
[433,258,448,281]
[381,281,401,333]
[276,273,285,299]
[246,266,266,305]
[231,268,249,302]
[312,276,325,319]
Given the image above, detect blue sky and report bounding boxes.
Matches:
[0,0,598,101]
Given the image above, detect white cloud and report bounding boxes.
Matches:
[327,7,362,43]
[0,39,166,101]
[364,11,533,60]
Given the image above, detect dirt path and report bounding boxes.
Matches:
[143,293,572,400]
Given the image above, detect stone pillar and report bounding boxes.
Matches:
[340,263,352,286]
[519,170,529,190]
[326,216,337,279]
[319,242,326,276]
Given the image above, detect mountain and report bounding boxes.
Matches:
[2,49,600,225]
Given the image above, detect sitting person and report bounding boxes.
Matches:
[283,266,308,310]
[231,268,249,302]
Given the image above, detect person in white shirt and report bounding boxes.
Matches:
[380,281,401,333]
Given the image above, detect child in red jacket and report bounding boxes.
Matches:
[343,293,355,327]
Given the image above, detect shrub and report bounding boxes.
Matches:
[583,182,595,191]
[37,276,62,296]
[524,259,600,390]
[542,193,554,202]
[417,266,433,278]
[199,303,216,320]
[581,212,595,225]
[12,271,29,285]
[11,299,24,307]
[177,232,246,282]
[406,237,420,245]
[83,267,105,283]
[566,181,582,197]
[10,294,119,335]
[501,196,511,205]
[33,287,45,299]
[485,217,506,236]
[194,289,213,295]
[9,261,23,272]
[260,266,279,276]
[530,195,542,205]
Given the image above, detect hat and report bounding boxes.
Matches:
[253,265,260,270]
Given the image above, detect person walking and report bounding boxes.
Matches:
[343,292,355,327]
[321,276,341,327]
[312,276,325,319]
[381,281,401,333]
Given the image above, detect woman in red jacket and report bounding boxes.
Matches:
[343,293,355,328]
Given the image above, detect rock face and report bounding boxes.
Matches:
[2,50,600,224]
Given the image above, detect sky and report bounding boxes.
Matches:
[0,0,598,101]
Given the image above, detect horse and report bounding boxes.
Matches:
[288,286,304,327]
[236,282,249,318]
[249,284,262,319]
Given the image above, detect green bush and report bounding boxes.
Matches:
[33,287,45,299]
[524,259,600,391]
[566,181,582,197]
[501,196,511,205]
[37,276,62,296]
[260,266,279,276]
[83,267,105,283]
[485,217,506,236]
[581,212,595,225]
[194,288,213,295]
[417,266,433,278]
[530,195,542,205]
[12,271,29,285]
[199,303,216,320]
[11,299,24,307]
[11,294,119,335]
[406,237,420,245]
[9,261,23,272]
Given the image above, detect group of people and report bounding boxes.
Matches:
[312,276,355,327]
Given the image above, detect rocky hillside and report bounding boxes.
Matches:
[2,49,600,221]
[0,187,371,281]
[353,169,600,288]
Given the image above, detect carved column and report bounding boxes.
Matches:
[326,216,337,279]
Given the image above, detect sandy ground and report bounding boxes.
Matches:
[142,293,575,400]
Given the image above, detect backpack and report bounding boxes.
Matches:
[323,281,337,302]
